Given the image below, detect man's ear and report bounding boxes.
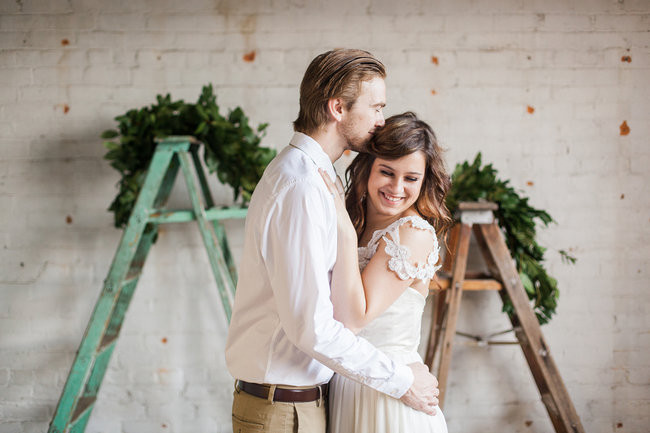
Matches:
[327,98,345,122]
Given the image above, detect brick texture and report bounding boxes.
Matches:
[1,1,649,432]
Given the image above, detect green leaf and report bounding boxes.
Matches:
[195,121,208,136]
[196,104,209,120]
[101,129,119,139]
[103,141,120,151]
[519,271,535,295]
[559,249,577,264]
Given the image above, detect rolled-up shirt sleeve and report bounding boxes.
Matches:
[262,177,413,398]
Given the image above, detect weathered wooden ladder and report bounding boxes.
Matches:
[425,202,584,433]
[48,137,245,433]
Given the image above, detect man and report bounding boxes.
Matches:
[225,49,439,432]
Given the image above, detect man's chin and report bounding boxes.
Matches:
[347,139,370,153]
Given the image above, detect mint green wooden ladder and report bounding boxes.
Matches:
[48,137,245,433]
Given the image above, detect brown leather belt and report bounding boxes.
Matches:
[237,380,328,403]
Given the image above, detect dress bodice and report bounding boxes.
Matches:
[356,215,441,359]
[358,287,427,357]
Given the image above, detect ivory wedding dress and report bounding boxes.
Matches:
[329,215,448,433]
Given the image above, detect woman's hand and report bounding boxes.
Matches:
[318,169,357,242]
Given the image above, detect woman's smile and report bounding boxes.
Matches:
[379,191,404,204]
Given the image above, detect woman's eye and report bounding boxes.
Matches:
[380,170,393,176]
[406,177,418,182]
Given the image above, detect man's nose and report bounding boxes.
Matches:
[376,113,385,127]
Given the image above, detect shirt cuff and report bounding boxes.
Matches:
[390,362,415,399]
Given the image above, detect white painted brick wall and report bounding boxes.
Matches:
[1,1,649,432]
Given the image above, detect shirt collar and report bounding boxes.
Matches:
[289,132,337,180]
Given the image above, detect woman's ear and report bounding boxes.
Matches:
[327,98,345,122]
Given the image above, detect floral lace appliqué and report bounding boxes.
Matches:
[383,234,440,281]
[358,215,441,282]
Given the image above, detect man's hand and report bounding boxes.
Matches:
[399,363,440,415]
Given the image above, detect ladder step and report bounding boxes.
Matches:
[99,278,139,352]
[433,275,502,291]
[69,337,116,428]
[69,410,92,433]
[148,207,248,223]
[122,273,141,288]
[98,332,118,353]
[71,396,96,425]
[123,261,145,285]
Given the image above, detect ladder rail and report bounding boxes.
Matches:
[49,146,179,433]
[424,223,462,370]
[474,222,584,433]
[190,147,238,292]
[177,150,236,321]
[435,223,471,407]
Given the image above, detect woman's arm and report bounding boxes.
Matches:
[317,169,368,330]
[329,222,368,332]
[320,170,435,334]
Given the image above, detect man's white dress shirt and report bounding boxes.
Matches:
[225,132,414,399]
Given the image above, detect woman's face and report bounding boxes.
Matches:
[366,151,426,219]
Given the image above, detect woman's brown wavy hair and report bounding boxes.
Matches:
[345,112,452,238]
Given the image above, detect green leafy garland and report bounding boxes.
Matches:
[446,153,576,325]
[101,85,275,228]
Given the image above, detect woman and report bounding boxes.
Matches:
[320,112,452,433]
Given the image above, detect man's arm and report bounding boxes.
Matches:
[263,178,438,414]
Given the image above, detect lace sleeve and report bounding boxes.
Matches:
[381,221,441,282]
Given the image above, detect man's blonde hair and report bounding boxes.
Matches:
[293,49,386,135]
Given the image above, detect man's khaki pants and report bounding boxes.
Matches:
[232,383,327,433]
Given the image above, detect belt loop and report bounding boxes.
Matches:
[234,379,241,393]
[317,384,323,407]
[267,384,277,405]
